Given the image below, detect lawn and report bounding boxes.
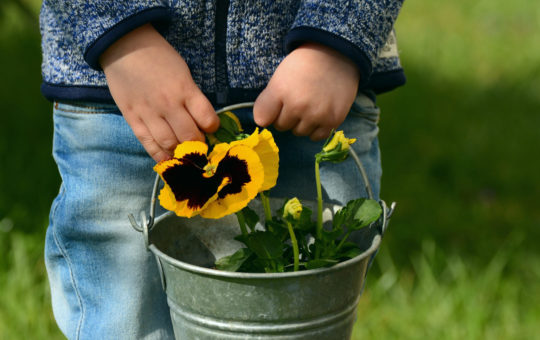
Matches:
[1,0,539,339]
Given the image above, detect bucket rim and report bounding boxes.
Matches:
[147,226,381,279]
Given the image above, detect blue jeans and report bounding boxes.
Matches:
[45,93,381,339]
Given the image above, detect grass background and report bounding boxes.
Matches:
[1,0,539,339]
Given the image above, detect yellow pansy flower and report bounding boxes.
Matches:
[154,140,264,219]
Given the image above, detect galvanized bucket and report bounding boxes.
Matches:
[129,103,395,340]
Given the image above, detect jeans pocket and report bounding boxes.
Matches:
[54,101,121,116]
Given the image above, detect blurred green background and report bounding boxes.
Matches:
[1,0,539,339]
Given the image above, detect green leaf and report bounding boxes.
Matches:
[215,248,253,272]
[321,227,343,242]
[296,231,312,258]
[315,148,350,163]
[266,219,287,232]
[351,199,382,229]
[218,112,241,134]
[295,207,315,231]
[247,231,284,260]
[306,258,339,270]
[334,198,382,231]
[337,244,362,259]
[213,128,236,143]
[241,206,259,232]
[333,207,347,230]
[265,219,289,242]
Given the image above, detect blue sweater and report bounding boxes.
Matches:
[40,0,406,106]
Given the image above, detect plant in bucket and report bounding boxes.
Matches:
[129,103,395,340]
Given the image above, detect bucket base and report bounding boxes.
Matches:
[170,298,357,340]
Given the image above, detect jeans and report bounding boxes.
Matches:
[45,93,381,339]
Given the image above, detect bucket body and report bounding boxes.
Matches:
[147,199,382,340]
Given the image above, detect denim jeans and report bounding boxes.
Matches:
[45,93,381,339]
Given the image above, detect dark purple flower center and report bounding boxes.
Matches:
[162,152,251,210]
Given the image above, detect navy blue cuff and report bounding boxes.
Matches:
[41,82,266,108]
[41,82,115,104]
[84,7,171,71]
[285,26,373,88]
[366,69,406,94]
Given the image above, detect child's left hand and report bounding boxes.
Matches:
[253,42,360,141]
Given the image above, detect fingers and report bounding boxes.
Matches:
[252,41,361,142]
[123,93,214,162]
[255,88,335,137]
[186,93,220,133]
[309,126,332,141]
[283,106,333,140]
[161,108,205,143]
[253,88,282,127]
[274,104,302,132]
[100,25,220,162]
[128,117,174,162]
[255,86,338,139]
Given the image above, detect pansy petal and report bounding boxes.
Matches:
[153,158,181,177]
[231,128,279,192]
[157,183,179,212]
[230,127,259,148]
[200,145,264,219]
[173,140,208,159]
[161,161,224,215]
[254,129,279,191]
[154,143,230,218]
[154,159,184,212]
[207,142,232,165]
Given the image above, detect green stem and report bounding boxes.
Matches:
[315,160,323,259]
[286,221,300,271]
[335,230,352,252]
[260,191,272,222]
[236,211,249,239]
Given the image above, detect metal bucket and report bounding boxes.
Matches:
[129,103,395,339]
[131,190,393,339]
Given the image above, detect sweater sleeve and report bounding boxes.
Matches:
[284,0,403,86]
[44,0,171,70]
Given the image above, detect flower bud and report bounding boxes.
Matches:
[283,197,303,220]
[322,130,356,153]
[316,130,356,163]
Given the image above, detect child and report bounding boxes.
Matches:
[40,1,405,338]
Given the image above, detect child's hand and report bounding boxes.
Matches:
[100,24,219,162]
[253,43,360,141]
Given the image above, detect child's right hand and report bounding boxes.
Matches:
[100,24,219,162]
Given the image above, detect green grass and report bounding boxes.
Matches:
[0,232,63,340]
[376,0,540,268]
[1,0,539,338]
[354,240,540,340]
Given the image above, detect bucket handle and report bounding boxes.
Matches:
[128,101,396,245]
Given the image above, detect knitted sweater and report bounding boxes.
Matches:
[40,0,406,106]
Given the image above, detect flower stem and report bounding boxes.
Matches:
[335,230,352,252]
[286,220,300,271]
[260,191,272,222]
[315,159,323,259]
[236,211,249,239]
